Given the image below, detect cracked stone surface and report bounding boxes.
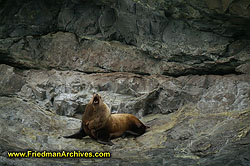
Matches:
[0,64,250,165]
[1,0,250,76]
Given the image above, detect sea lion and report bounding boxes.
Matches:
[64,93,148,145]
[64,93,111,140]
[82,93,111,138]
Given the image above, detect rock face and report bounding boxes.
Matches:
[0,64,250,165]
[0,0,250,165]
[1,0,250,76]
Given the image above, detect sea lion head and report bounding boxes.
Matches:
[92,93,102,105]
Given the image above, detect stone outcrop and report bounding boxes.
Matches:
[1,0,250,76]
[0,64,250,165]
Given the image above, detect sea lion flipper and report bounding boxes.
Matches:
[123,122,147,137]
[121,132,128,138]
[97,139,114,146]
[63,127,87,139]
[88,118,100,130]
[125,130,140,136]
[95,129,113,145]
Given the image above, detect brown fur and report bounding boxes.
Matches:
[64,93,147,145]
[105,114,147,139]
[81,93,111,139]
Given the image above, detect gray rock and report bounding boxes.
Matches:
[0,64,248,117]
[0,96,249,165]
[1,0,250,76]
[236,63,250,75]
[0,65,250,166]
[0,64,25,96]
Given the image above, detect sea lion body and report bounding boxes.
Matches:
[64,93,148,145]
[105,114,147,139]
[64,93,110,140]
[81,94,111,139]
[82,94,111,139]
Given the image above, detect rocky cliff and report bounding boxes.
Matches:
[0,0,250,165]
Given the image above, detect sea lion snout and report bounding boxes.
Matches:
[92,93,101,105]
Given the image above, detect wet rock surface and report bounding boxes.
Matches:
[0,64,250,165]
